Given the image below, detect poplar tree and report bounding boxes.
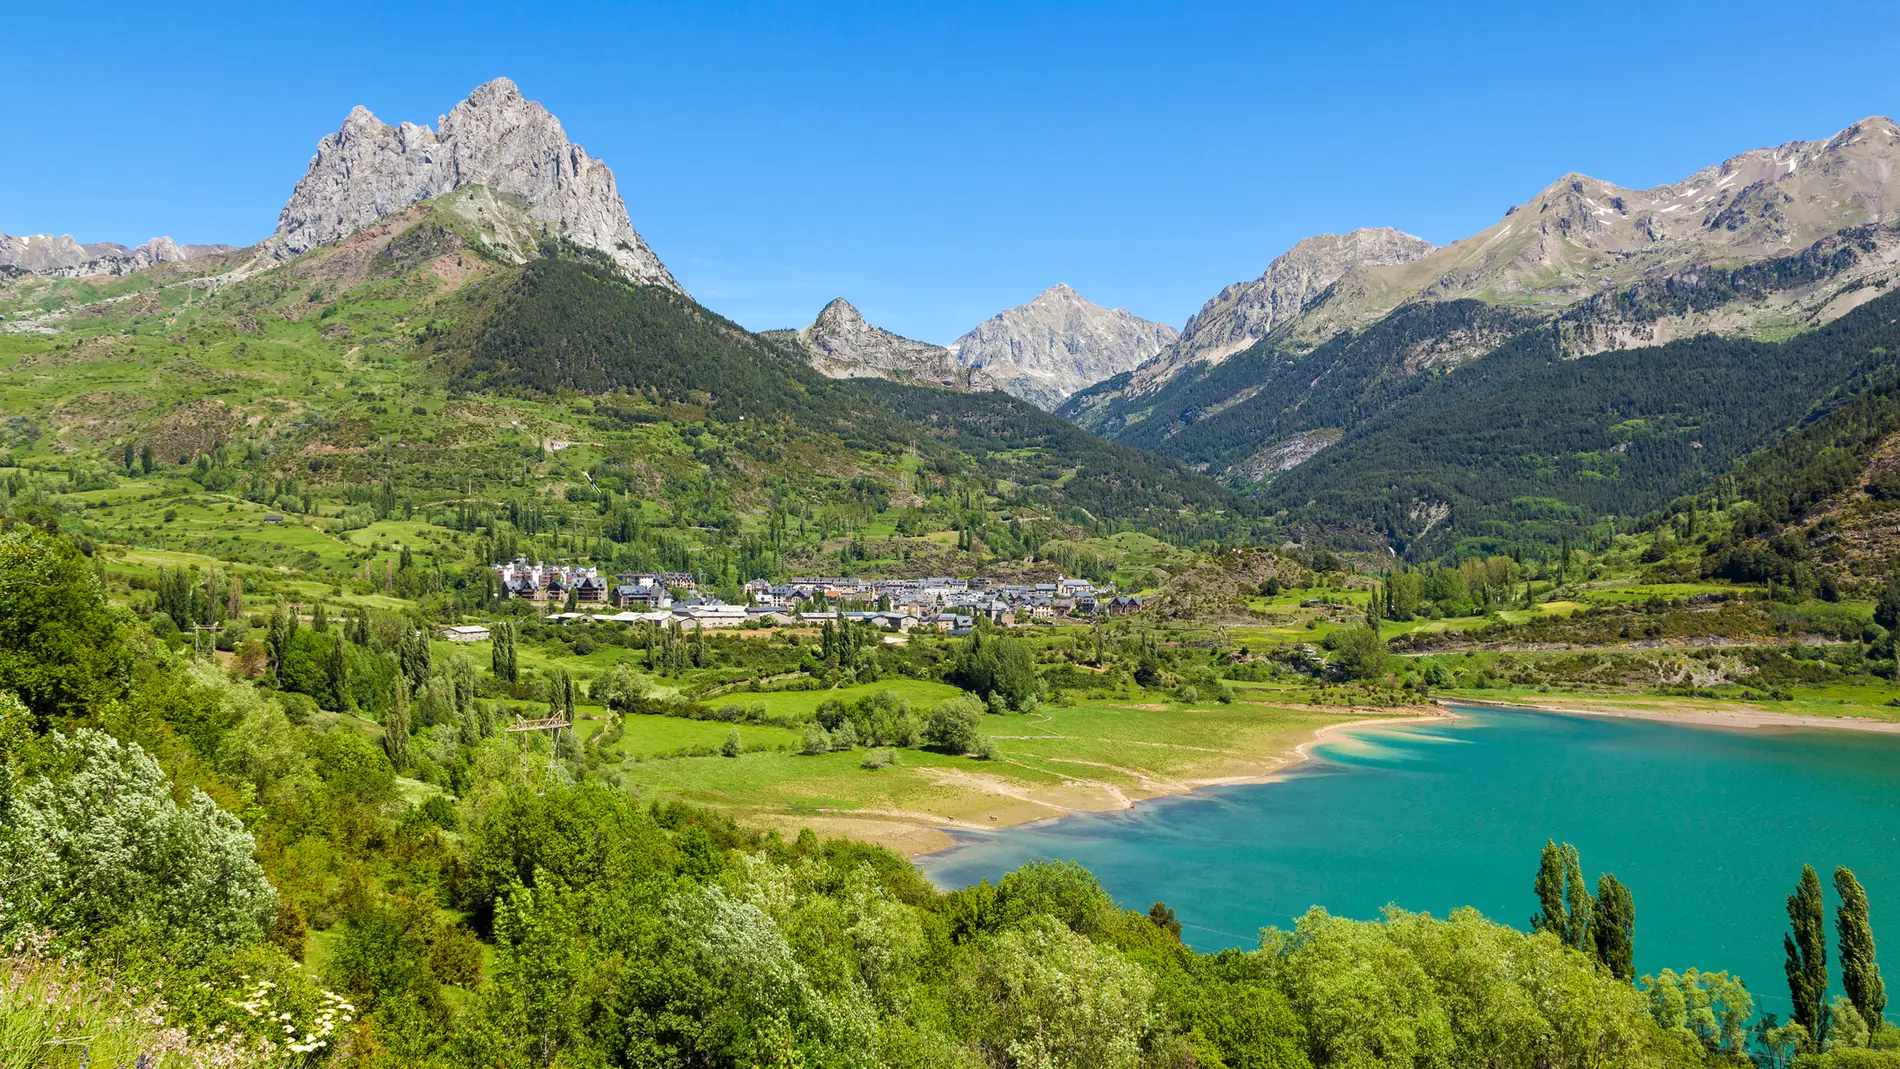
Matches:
[383,676,410,771]
[1561,845,1595,952]
[327,633,352,712]
[267,604,290,681]
[1837,866,1887,1028]
[1785,864,1831,1040]
[1532,840,1594,951]
[1594,873,1636,981]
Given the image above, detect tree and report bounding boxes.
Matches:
[0,526,134,725]
[1594,872,1636,981]
[487,875,582,1066]
[1642,968,1754,1057]
[961,917,1157,1069]
[491,620,519,683]
[722,728,741,758]
[399,629,433,691]
[945,632,1039,711]
[1531,840,1593,951]
[1786,864,1832,1041]
[924,695,986,754]
[267,603,291,680]
[0,729,276,954]
[1876,575,1900,632]
[383,677,411,772]
[327,632,353,712]
[1147,902,1182,941]
[1837,866,1887,1028]
[547,667,576,722]
[1323,622,1390,681]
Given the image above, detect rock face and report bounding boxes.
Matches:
[948,284,1178,408]
[1180,229,1433,366]
[1281,115,1900,348]
[270,77,678,290]
[782,298,988,389]
[0,233,233,277]
[1108,228,1433,399]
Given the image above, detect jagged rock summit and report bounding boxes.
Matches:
[949,284,1179,409]
[270,77,679,291]
[781,298,988,389]
[0,233,233,278]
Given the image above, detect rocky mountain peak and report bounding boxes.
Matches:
[269,78,679,290]
[780,298,986,391]
[950,286,1180,409]
[814,297,868,330]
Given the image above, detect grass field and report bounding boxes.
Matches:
[614,693,1413,854]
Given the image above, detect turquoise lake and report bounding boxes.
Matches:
[916,707,1900,1017]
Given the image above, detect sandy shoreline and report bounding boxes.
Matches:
[756,704,1456,859]
[1445,696,1900,735]
[750,696,1898,860]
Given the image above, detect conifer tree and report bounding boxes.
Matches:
[1786,864,1832,1040]
[1837,866,1887,1028]
[1594,873,1636,981]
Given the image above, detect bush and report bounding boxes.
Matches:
[860,748,895,770]
[0,727,277,954]
[800,724,831,755]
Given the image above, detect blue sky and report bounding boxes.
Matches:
[7,1,1899,343]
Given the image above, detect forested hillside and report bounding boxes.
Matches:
[0,523,1750,1068]
[1262,288,1900,553]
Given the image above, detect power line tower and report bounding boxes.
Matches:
[505,712,571,772]
[189,622,221,660]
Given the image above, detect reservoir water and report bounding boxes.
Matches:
[917,706,1900,1016]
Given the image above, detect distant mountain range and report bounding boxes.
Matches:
[773,285,1176,408]
[1048,115,1900,549]
[0,233,233,277]
[10,81,1900,553]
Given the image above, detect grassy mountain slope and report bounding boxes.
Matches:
[0,193,1251,593]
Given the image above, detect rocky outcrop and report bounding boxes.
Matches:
[0,233,233,277]
[779,298,989,389]
[1285,115,1900,347]
[270,77,678,290]
[948,284,1178,408]
[1121,228,1433,395]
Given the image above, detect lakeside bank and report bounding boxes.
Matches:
[1445,694,1900,735]
[747,701,1451,858]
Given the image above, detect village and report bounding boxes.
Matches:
[448,558,1146,640]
